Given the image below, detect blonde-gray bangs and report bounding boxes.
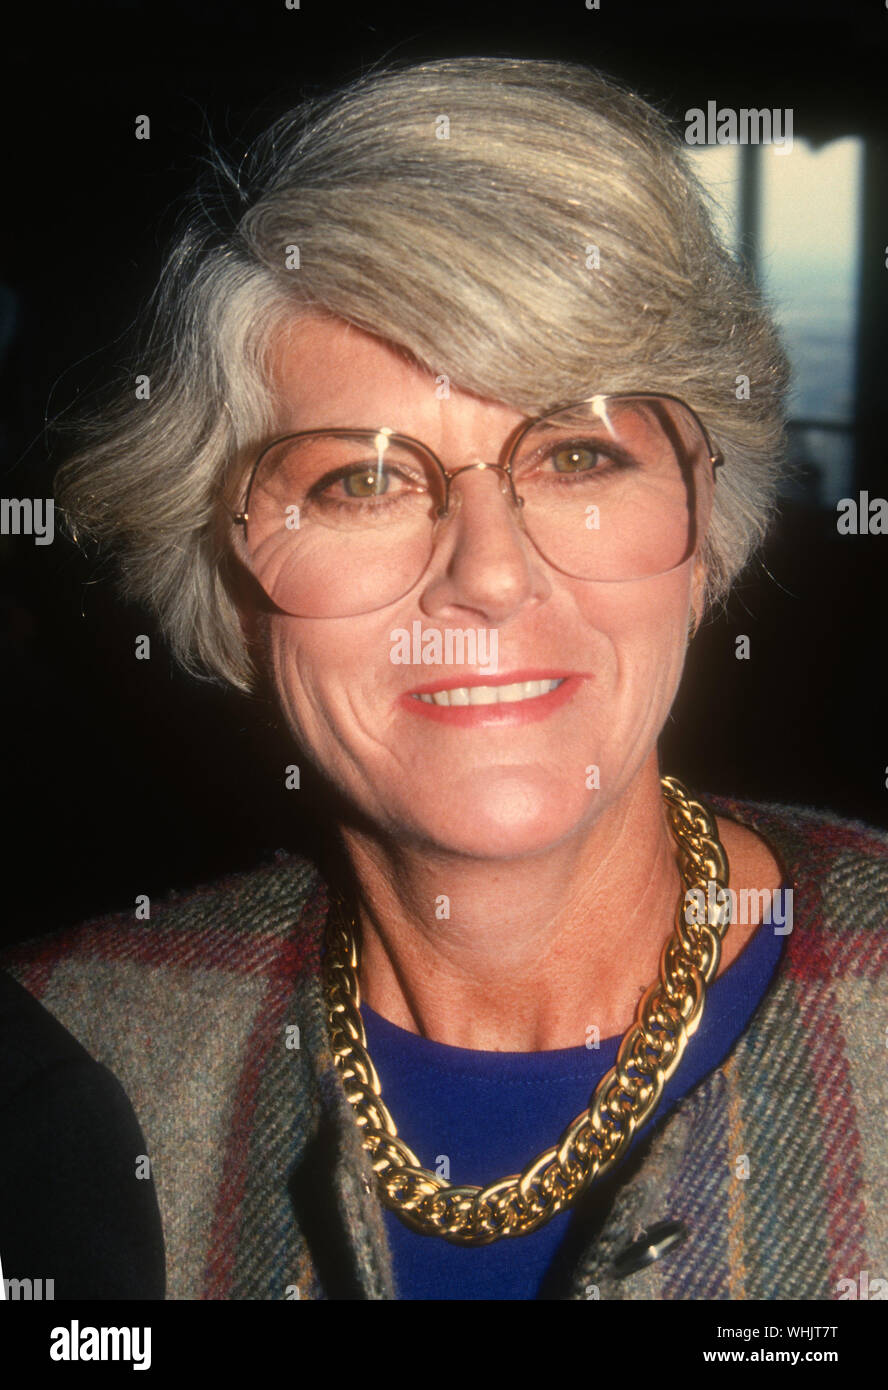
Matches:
[53,55,790,693]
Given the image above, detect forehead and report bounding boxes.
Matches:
[267,313,524,439]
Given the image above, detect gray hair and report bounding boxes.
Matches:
[53,55,791,693]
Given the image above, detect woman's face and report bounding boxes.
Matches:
[249,314,707,859]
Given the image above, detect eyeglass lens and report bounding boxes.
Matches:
[239,396,713,618]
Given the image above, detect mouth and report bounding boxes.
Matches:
[412,677,565,707]
[400,669,583,725]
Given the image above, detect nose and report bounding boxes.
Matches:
[418,462,549,622]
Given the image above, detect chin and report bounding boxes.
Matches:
[400,769,592,860]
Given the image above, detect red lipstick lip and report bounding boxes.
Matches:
[406,669,579,697]
[398,673,586,726]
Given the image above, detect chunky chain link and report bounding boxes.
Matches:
[323,775,730,1245]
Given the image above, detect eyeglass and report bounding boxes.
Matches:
[231,392,723,619]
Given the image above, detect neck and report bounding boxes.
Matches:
[336,757,684,1052]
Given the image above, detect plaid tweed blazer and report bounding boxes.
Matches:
[1,790,887,1300]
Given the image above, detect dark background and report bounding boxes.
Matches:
[2,0,886,947]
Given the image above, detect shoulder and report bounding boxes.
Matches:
[702,788,888,982]
[0,848,327,1070]
[702,788,888,888]
[0,848,325,983]
[704,788,888,857]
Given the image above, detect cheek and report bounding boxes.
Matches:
[264,619,332,738]
[629,596,691,727]
[581,572,691,730]
[630,576,689,673]
[631,600,687,675]
[264,614,391,742]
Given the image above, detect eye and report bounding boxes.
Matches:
[309,459,425,504]
[550,444,602,474]
[340,467,393,498]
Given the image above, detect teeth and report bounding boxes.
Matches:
[415,678,564,706]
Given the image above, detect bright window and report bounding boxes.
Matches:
[686,138,863,506]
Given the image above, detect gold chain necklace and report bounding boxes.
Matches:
[323,775,730,1246]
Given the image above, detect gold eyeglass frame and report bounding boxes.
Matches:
[229,391,724,614]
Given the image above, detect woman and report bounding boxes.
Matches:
[1,55,886,1302]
